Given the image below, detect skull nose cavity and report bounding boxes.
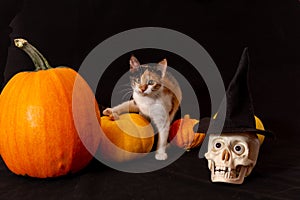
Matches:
[222,149,230,161]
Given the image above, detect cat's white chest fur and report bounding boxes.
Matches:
[133,92,172,119]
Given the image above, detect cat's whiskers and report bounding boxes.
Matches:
[113,83,133,101]
[121,90,133,101]
[118,87,133,101]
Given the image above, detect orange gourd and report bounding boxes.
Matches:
[169,114,205,151]
[0,39,101,178]
[99,113,154,162]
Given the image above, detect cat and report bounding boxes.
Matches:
[103,56,182,160]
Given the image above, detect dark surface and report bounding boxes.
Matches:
[1,0,300,199]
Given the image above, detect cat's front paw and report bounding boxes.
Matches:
[103,108,120,120]
[155,152,168,161]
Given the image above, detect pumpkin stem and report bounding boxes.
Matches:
[14,38,52,70]
[183,114,199,125]
[183,114,190,119]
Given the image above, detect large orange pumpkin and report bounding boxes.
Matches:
[99,113,154,162]
[169,114,205,151]
[0,39,101,178]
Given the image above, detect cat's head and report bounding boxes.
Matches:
[129,55,167,96]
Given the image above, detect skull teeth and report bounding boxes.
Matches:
[214,165,242,179]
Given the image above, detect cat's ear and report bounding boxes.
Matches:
[158,58,167,77]
[130,55,140,72]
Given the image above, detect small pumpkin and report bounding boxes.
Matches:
[0,39,101,178]
[169,114,205,151]
[99,113,154,162]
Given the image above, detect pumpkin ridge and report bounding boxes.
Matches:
[12,73,33,175]
[47,69,75,174]
[1,74,17,171]
[52,68,99,172]
[20,73,37,174]
[27,72,51,176]
[3,89,18,173]
[38,72,59,176]
[34,72,52,176]
[24,73,42,175]
[62,71,85,173]
[1,78,16,172]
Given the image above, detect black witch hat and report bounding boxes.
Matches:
[199,48,273,137]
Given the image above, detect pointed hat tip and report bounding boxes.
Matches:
[242,47,249,57]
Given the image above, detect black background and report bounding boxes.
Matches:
[1,0,300,199]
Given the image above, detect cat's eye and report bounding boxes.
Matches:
[135,78,140,83]
[147,80,155,85]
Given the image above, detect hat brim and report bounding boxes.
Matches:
[198,117,274,138]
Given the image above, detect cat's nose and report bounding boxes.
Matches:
[139,85,148,93]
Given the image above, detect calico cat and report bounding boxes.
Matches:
[103,56,182,160]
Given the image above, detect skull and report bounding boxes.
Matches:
[204,132,260,184]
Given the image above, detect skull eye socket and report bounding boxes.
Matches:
[213,141,224,150]
[233,144,245,155]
